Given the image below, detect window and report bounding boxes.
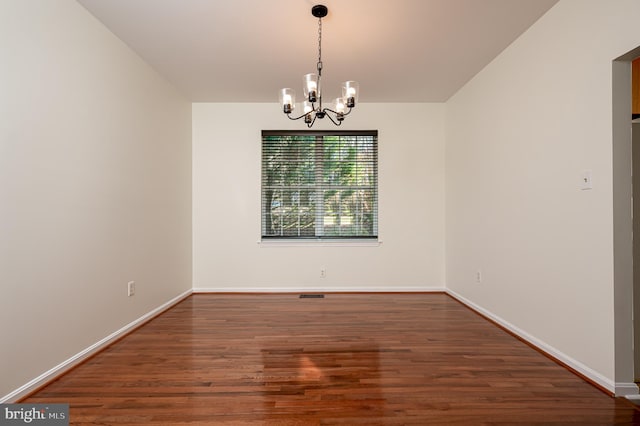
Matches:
[261,130,378,240]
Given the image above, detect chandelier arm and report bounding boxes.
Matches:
[322,107,353,120]
[322,107,351,116]
[323,111,343,126]
[322,108,348,126]
[286,112,313,121]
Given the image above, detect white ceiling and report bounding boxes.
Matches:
[77,0,558,103]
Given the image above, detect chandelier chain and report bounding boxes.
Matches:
[317,17,323,74]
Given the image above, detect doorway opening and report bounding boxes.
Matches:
[633,56,640,382]
[613,46,640,396]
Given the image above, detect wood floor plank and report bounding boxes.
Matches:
[23,293,640,424]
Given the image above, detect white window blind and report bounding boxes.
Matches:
[261,130,378,239]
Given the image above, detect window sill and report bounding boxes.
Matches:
[258,239,381,248]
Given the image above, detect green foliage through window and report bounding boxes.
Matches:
[261,131,378,239]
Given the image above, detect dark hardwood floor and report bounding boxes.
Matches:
[24,293,640,424]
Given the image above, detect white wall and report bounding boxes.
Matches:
[0,1,192,400]
[445,0,640,392]
[193,103,445,291]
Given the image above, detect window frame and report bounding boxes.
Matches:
[261,130,378,242]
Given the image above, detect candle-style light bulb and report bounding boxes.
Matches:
[279,88,295,114]
[342,81,359,108]
[303,74,319,103]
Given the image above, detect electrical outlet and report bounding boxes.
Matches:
[476,271,482,284]
[320,268,326,278]
[127,281,135,297]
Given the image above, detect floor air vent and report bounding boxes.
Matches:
[299,294,325,299]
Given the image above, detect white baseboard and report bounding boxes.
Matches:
[446,289,619,395]
[1,289,192,403]
[193,286,446,293]
[616,382,639,397]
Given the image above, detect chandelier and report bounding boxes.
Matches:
[279,4,359,127]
